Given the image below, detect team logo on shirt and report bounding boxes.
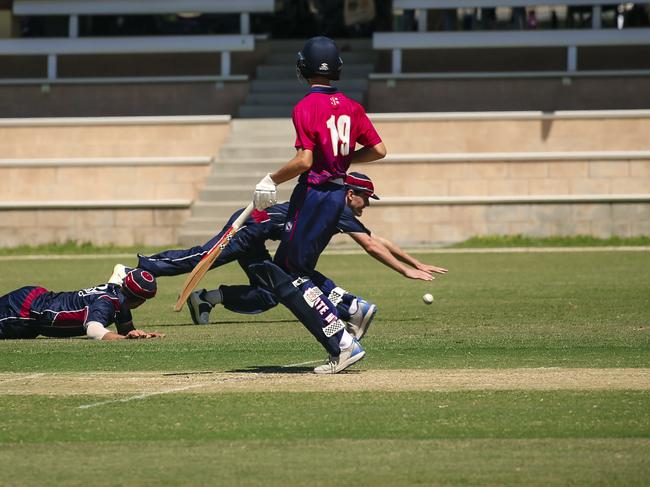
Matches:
[285,221,293,232]
[330,96,339,107]
[319,62,329,71]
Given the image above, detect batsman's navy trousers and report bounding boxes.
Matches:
[272,180,348,351]
[274,181,346,277]
[219,271,356,319]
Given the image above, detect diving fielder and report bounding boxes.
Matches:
[0,268,163,340]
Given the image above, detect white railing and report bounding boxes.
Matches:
[0,35,254,79]
[13,0,275,35]
[374,28,650,74]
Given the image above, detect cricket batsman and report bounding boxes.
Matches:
[251,36,387,374]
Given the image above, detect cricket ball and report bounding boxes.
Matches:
[422,293,433,305]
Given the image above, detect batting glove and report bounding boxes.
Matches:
[253,174,277,210]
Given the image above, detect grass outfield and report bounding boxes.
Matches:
[0,250,649,486]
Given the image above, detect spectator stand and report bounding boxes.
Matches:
[375,0,650,76]
[2,0,276,83]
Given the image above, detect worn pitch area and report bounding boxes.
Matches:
[1,369,649,396]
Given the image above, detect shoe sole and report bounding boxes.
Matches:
[186,295,201,325]
[357,305,377,340]
[336,349,366,373]
[314,348,366,375]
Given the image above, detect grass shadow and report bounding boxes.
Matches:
[227,365,363,374]
[152,319,295,327]
[227,365,314,374]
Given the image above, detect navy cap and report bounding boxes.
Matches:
[123,268,157,300]
[345,172,380,200]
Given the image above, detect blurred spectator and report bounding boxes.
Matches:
[373,0,392,31]
[526,9,538,29]
[442,9,457,31]
[567,6,590,28]
[551,10,559,29]
[461,8,475,30]
[343,0,376,36]
[511,7,526,30]
[311,0,346,36]
[480,7,497,30]
[627,3,650,27]
[430,8,457,31]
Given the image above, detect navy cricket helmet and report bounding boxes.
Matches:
[297,36,343,81]
[123,268,157,300]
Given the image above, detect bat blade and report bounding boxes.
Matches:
[173,202,255,312]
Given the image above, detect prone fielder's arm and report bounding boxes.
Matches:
[86,321,125,340]
[373,234,448,275]
[348,232,433,281]
[87,321,165,340]
[115,320,165,339]
[115,320,135,336]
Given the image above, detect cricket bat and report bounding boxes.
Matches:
[173,202,255,312]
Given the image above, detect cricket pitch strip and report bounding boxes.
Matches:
[1,368,649,396]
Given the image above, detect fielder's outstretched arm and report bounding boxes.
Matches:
[348,232,433,281]
[373,234,448,275]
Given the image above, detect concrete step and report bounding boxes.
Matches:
[177,230,220,247]
[237,105,294,119]
[243,92,304,106]
[226,131,294,144]
[181,217,225,234]
[243,90,364,105]
[256,64,374,79]
[189,201,255,219]
[208,162,286,178]
[231,118,293,134]
[199,184,293,202]
[249,79,368,93]
[204,173,265,185]
[219,143,295,159]
[265,51,377,65]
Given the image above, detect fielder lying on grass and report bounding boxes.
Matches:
[109,173,447,341]
[0,268,164,340]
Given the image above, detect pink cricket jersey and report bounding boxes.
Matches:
[292,86,382,185]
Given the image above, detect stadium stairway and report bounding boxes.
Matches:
[237,38,376,118]
[177,118,297,246]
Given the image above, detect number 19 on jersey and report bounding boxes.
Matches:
[326,115,351,157]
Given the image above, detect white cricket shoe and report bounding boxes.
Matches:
[345,298,377,340]
[108,264,130,285]
[186,289,213,325]
[313,339,366,374]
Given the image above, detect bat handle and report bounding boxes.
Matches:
[231,202,255,231]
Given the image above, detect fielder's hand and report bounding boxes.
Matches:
[125,330,165,339]
[253,174,277,210]
[404,268,434,281]
[417,263,448,275]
